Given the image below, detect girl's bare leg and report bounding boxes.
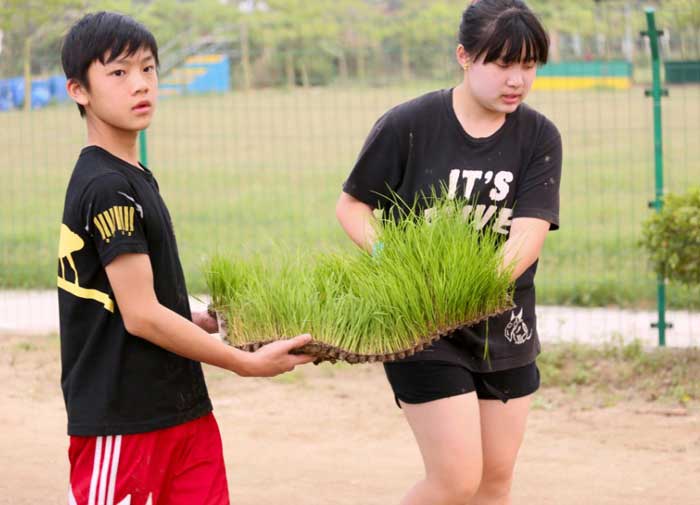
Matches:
[400,393,483,505]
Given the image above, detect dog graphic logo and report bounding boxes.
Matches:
[57,224,114,312]
[504,308,533,345]
[59,224,85,285]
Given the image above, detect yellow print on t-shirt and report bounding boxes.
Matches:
[93,205,135,243]
[57,223,114,312]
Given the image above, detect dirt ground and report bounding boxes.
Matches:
[1,333,699,505]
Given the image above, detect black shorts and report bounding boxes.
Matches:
[383,360,540,406]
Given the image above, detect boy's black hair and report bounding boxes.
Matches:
[61,12,159,117]
[459,0,549,65]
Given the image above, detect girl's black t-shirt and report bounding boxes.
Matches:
[58,146,212,436]
[343,88,562,372]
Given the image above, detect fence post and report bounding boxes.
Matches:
[642,7,671,347]
[139,129,148,167]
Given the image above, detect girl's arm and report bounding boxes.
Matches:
[335,191,378,253]
[502,217,551,281]
[338,192,551,283]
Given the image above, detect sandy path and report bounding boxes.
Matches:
[1,334,698,505]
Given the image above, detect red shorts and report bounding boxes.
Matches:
[68,413,229,505]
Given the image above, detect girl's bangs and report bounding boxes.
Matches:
[476,14,549,64]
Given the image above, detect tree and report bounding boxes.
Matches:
[258,0,341,87]
[1,0,141,109]
[527,0,597,62]
[658,0,700,58]
[325,0,381,82]
[377,0,462,81]
[1,0,98,109]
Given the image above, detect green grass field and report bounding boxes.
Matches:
[1,84,699,308]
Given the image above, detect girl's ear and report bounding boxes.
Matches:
[456,44,471,71]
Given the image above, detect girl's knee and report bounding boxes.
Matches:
[478,464,514,498]
[428,472,481,505]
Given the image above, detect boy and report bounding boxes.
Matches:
[59,12,312,505]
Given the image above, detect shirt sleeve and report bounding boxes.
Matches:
[512,117,562,230]
[342,109,407,209]
[81,174,149,266]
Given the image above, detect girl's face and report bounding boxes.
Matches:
[464,51,537,115]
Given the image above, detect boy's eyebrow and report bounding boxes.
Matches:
[111,53,155,64]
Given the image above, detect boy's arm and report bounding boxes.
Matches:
[105,253,314,377]
[501,217,551,281]
[336,192,377,252]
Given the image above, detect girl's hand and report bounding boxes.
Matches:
[192,310,219,334]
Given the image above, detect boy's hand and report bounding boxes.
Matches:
[192,310,219,334]
[239,334,315,377]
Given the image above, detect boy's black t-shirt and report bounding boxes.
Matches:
[58,146,212,436]
[343,88,562,372]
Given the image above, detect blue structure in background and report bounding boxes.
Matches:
[0,74,68,111]
[160,54,230,96]
[48,75,69,102]
[0,77,24,111]
[0,53,229,111]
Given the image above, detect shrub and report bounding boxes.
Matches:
[641,187,700,286]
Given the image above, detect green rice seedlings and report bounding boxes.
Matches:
[206,194,514,363]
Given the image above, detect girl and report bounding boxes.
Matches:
[336,1,561,504]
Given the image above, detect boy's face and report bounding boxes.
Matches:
[71,47,158,132]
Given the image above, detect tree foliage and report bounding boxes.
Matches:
[1,0,698,84]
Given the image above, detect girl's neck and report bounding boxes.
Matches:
[452,81,506,139]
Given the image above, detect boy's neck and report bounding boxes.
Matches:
[86,116,143,169]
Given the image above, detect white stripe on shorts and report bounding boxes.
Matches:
[97,435,113,505]
[106,435,122,505]
[68,485,78,505]
[88,436,103,505]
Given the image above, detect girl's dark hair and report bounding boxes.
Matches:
[459,0,549,65]
[61,12,159,117]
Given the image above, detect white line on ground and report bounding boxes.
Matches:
[1,291,697,348]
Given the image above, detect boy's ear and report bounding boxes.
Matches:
[66,78,89,108]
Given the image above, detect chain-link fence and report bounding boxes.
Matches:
[1,0,699,345]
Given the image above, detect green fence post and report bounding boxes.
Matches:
[139,129,148,167]
[643,7,672,347]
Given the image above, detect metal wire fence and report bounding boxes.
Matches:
[0,1,698,346]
